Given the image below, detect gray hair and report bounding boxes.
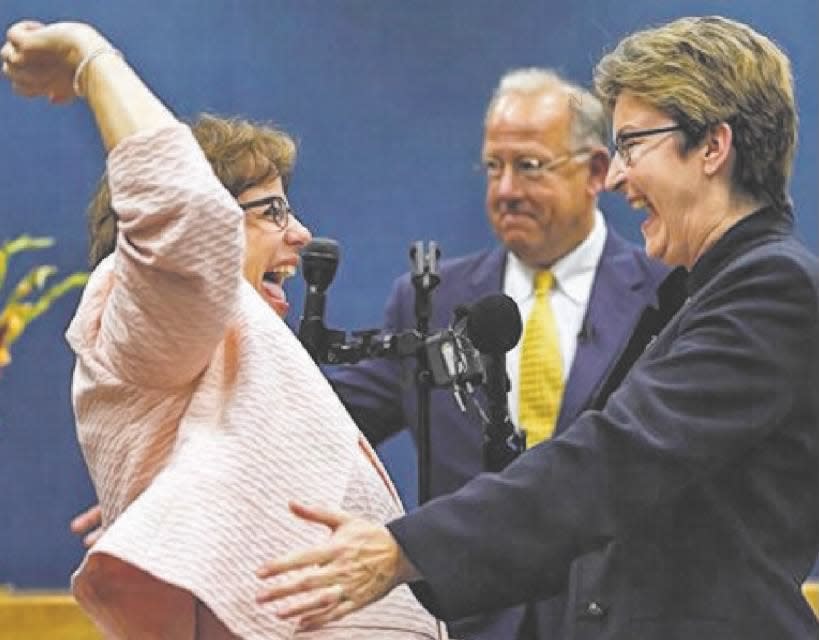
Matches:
[486,68,608,148]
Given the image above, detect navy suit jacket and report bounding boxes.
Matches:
[329,227,667,639]
[387,208,819,639]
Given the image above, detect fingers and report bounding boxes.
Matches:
[1,40,20,67]
[261,582,359,631]
[83,527,103,548]
[0,29,50,98]
[5,21,43,49]
[7,21,45,40]
[4,20,46,64]
[288,501,350,530]
[298,598,359,631]
[273,583,346,619]
[70,505,102,535]
[256,565,335,603]
[70,505,103,547]
[255,508,396,630]
[1,39,23,84]
[256,502,349,580]
[256,547,334,581]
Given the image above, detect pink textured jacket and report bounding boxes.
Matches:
[66,125,445,639]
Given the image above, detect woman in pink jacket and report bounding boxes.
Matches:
[2,19,445,640]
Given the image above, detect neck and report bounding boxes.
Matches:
[687,189,765,268]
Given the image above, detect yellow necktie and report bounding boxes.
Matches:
[518,270,564,446]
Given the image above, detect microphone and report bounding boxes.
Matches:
[465,294,522,355]
[464,294,525,472]
[298,238,340,362]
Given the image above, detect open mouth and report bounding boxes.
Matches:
[262,264,296,286]
[260,265,297,316]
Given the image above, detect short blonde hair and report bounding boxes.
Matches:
[594,16,796,210]
[87,114,297,267]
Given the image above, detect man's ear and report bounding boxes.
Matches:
[702,122,734,177]
[587,147,611,196]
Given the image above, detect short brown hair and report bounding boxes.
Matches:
[87,113,297,267]
[594,16,796,210]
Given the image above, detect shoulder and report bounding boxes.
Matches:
[439,246,502,275]
[726,235,819,302]
[684,236,819,346]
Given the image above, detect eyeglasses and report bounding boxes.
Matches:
[239,195,294,230]
[479,147,591,181]
[612,124,683,167]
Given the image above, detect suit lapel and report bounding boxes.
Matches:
[555,231,662,434]
[590,265,688,411]
[469,245,506,296]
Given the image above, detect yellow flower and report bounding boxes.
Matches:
[0,305,29,345]
[0,235,88,369]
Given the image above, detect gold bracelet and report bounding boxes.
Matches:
[72,46,123,98]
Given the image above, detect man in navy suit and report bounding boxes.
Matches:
[258,18,819,640]
[327,68,666,640]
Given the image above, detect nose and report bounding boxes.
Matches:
[489,166,526,216]
[285,214,312,247]
[494,164,524,199]
[604,153,627,192]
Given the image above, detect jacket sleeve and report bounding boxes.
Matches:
[83,124,244,389]
[388,250,818,619]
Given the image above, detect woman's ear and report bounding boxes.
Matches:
[702,122,733,177]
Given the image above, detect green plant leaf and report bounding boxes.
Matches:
[0,235,55,292]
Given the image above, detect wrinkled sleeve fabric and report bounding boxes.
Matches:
[74,124,244,389]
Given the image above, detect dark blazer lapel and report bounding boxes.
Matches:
[590,265,688,411]
[555,230,662,434]
[468,245,506,296]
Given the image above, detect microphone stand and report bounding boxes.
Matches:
[410,241,439,505]
[481,352,526,472]
[300,237,452,505]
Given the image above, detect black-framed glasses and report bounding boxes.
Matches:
[239,195,294,230]
[612,124,683,167]
[479,147,592,181]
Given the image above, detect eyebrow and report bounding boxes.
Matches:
[615,123,682,142]
[613,122,654,137]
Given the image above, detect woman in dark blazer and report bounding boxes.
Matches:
[258,16,819,640]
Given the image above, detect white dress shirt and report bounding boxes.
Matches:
[504,209,607,427]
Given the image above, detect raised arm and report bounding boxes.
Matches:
[4,20,243,388]
[2,20,173,148]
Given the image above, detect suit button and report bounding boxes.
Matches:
[586,601,606,618]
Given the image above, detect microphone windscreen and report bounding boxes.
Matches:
[301,238,340,291]
[466,293,522,354]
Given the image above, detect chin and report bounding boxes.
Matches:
[643,232,664,259]
[504,236,535,256]
[646,247,667,264]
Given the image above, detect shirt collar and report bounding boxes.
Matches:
[505,209,607,305]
